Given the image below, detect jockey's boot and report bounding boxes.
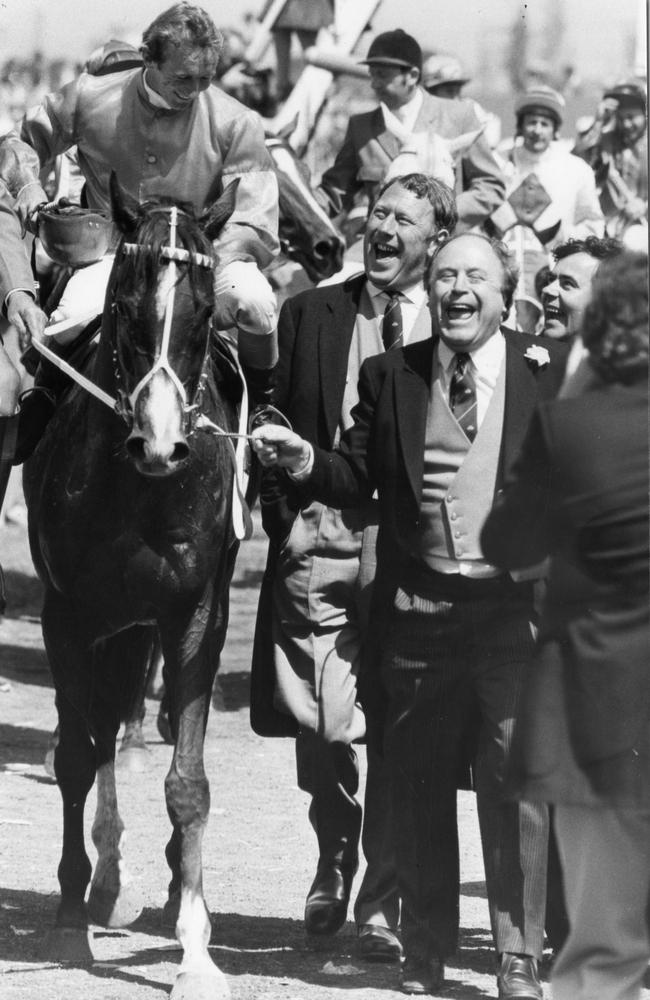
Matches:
[12,340,78,465]
[242,364,289,430]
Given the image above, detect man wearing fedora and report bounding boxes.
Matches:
[318,29,505,234]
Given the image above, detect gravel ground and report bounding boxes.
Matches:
[1,508,645,1000]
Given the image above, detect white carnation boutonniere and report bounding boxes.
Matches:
[524,344,550,370]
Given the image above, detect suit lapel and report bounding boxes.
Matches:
[319,276,365,445]
[372,107,402,160]
[502,329,539,474]
[394,338,434,505]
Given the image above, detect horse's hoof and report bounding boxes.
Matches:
[42,926,93,964]
[161,893,180,929]
[171,969,230,1000]
[116,743,150,773]
[87,884,143,928]
[157,706,174,745]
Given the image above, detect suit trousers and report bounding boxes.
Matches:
[275,502,396,917]
[382,567,548,961]
[552,804,650,1000]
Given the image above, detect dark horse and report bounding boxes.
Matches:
[24,177,243,1000]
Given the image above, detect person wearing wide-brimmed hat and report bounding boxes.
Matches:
[489,86,604,334]
[318,29,505,234]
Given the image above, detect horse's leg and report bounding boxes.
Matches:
[41,596,96,962]
[161,576,233,1000]
[89,627,151,924]
[117,628,156,772]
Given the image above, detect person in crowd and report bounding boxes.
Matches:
[250,173,458,963]
[421,53,501,149]
[489,86,603,334]
[250,233,569,998]
[318,30,505,235]
[0,2,279,457]
[540,236,623,390]
[481,250,649,1000]
[261,0,334,101]
[575,80,647,247]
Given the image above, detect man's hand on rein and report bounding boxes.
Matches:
[250,424,312,474]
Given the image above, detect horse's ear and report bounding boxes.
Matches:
[275,114,299,143]
[446,125,486,160]
[200,178,240,241]
[109,171,140,235]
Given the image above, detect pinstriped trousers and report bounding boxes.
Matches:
[382,567,548,962]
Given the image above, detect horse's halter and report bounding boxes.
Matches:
[114,205,213,428]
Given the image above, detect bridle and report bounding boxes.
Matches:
[113,204,214,430]
[31,204,254,540]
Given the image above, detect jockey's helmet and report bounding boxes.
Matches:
[38,204,113,268]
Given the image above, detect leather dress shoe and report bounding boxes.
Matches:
[400,955,445,995]
[497,953,543,999]
[304,862,355,935]
[357,923,402,962]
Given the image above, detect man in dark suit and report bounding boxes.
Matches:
[318,29,505,233]
[481,250,649,1000]
[252,233,569,998]
[251,173,457,961]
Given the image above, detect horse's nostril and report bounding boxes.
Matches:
[126,436,147,461]
[313,240,332,261]
[170,441,190,464]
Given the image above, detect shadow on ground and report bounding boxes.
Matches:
[0,891,496,996]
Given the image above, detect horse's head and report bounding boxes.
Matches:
[265,125,344,282]
[108,174,238,477]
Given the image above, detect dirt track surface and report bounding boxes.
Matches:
[1,510,646,1000]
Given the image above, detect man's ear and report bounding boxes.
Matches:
[141,45,154,69]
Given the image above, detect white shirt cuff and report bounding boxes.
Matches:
[287,443,314,481]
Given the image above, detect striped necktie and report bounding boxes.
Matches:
[449,352,477,442]
[382,292,403,350]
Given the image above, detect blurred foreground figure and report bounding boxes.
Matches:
[482,250,650,1000]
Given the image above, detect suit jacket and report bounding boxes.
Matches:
[481,379,650,807]
[250,273,431,736]
[319,89,505,230]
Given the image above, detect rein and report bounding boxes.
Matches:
[32,205,254,540]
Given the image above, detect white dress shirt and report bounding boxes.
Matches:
[437,331,506,430]
[381,89,423,136]
[366,279,428,347]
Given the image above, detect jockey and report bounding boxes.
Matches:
[0,2,280,460]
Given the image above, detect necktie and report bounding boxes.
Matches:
[382,292,403,350]
[449,352,477,442]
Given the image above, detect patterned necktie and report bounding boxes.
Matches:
[449,352,477,442]
[382,292,403,350]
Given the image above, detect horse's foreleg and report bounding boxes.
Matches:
[45,689,95,963]
[88,759,142,927]
[162,597,231,1000]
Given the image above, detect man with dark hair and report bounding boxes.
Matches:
[251,173,457,963]
[542,236,623,342]
[318,29,505,234]
[251,232,569,998]
[0,1,279,455]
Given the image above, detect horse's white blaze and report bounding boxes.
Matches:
[155,261,178,323]
[91,762,131,891]
[270,144,339,234]
[143,372,183,453]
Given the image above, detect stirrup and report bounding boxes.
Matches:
[248,403,292,433]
